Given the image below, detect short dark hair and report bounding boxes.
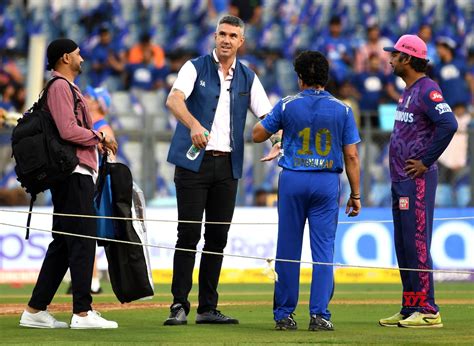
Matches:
[329,16,341,25]
[399,52,429,73]
[293,50,329,87]
[217,15,245,35]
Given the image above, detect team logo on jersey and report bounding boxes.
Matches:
[200,80,206,87]
[429,91,443,102]
[399,197,409,210]
[435,103,452,114]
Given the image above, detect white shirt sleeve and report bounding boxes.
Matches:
[249,74,272,119]
[171,60,197,99]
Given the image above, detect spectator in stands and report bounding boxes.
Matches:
[84,86,116,154]
[0,50,24,86]
[385,73,406,103]
[126,47,168,91]
[229,0,262,26]
[438,103,471,203]
[354,24,392,74]
[0,83,16,111]
[128,32,166,69]
[352,53,387,128]
[312,16,353,84]
[337,80,361,127]
[254,188,269,207]
[433,36,473,108]
[90,25,126,90]
[417,24,438,66]
[207,0,230,22]
[468,48,474,106]
[258,48,283,96]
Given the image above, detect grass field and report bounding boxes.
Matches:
[1,282,473,344]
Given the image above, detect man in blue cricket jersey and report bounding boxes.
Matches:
[253,50,361,331]
[379,35,458,328]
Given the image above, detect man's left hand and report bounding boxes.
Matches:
[260,143,281,162]
[404,159,428,179]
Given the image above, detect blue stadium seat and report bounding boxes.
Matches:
[435,183,454,207]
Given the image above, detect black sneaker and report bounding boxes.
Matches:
[195,310,239,324]
[163,304,187,326]
[275,314,297,330]
[309,315,334,331]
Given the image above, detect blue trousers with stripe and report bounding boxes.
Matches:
[273,169,339,321]
[392,169,439,315]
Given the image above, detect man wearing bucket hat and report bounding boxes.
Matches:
[378,35,458,328]
[19,38,118,329]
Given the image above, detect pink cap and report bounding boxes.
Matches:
[383,34,428,60]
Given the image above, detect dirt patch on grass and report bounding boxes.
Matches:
[2,299,473,316]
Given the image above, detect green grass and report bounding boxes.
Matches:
[1,283,473,344]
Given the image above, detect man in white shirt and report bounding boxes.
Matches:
[165,15,278,325]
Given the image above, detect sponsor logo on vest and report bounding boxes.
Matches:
[435,103,452,114]
[395,110,414,123]
[429,90,443,102]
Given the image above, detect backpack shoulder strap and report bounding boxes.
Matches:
[25,194,36,240]
[39,77,79,116]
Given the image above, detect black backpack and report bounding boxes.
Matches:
[11,77,81,238]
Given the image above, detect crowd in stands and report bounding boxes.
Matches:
[0,0,473,207]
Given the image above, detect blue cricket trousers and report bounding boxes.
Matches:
[392,169,439,315]
[274,169,339,321]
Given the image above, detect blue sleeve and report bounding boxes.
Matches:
[343,107,361,145]
[420,88,458,167]
[260,99,283,134]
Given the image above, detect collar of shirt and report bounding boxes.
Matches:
[50,71,80,92]
[212,49,236,74]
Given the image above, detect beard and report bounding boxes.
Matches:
[393,66,405,78]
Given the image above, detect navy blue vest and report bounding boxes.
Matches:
[167,54,255,179]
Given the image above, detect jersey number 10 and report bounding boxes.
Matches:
[297,127,332,156]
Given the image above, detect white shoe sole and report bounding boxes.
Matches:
[379,322,401,327]
[398,323,443,328]
[70,325,118,329]
[20,322,68,329]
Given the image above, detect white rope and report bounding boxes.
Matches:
[1,221,473,276]
[1,208,473,225]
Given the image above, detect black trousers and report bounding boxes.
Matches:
[29,173,96,314]
[172,154,238,314]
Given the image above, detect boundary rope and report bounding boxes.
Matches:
[1,208,474,225]
[1,221,473,276]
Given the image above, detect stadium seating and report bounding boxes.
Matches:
[0,0,472,205]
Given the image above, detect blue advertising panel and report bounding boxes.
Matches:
[334,208,474,270]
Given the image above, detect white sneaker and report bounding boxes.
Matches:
[70,310,118,329]
[19,310,68,329]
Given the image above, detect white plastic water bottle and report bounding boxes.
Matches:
[186,131,209,160]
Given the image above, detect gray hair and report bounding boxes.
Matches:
[216,15,245,36]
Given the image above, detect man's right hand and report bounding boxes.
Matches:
[103,136,118,155]
[190,124,210,149]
